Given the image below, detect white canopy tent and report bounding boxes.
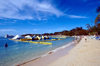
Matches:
[25,35,32,39]
[12,35,20,40]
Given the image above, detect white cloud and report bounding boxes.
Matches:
[0,20,17,25]
[0,29,16,32]
[33,29,38,31]
[36,2,63,17]
[0,0,63,20]
[68,15,88,18]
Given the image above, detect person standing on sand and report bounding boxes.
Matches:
[85,37,87,42]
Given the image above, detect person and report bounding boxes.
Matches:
[85,38,87,42]
[5,43,8,48]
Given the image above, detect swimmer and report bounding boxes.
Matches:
[5,43,8,48]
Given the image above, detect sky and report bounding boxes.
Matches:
[0,0,100,36]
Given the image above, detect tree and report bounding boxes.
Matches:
[95,6,100,27]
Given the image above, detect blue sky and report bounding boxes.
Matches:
[0,0,100,36]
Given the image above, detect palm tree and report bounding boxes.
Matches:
[95,6,100,26]
[96,7,100,13]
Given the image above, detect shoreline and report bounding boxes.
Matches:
[17,37,80,66]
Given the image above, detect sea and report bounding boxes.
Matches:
[0,37,75,66]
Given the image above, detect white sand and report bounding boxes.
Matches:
[48,37,100,66]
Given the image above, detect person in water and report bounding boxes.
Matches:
[5,43,8,48]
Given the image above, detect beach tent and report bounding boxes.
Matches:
[25,35,32,39]
[36,36,41,40]
[44,36,49,39]
[41,36,44,39]
[12,35,20,40]
[32,36,41,40]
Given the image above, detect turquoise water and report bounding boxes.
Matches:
[0,37,75,66]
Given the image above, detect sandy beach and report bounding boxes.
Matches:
[19,36,100,66]
[49,37,100,66]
